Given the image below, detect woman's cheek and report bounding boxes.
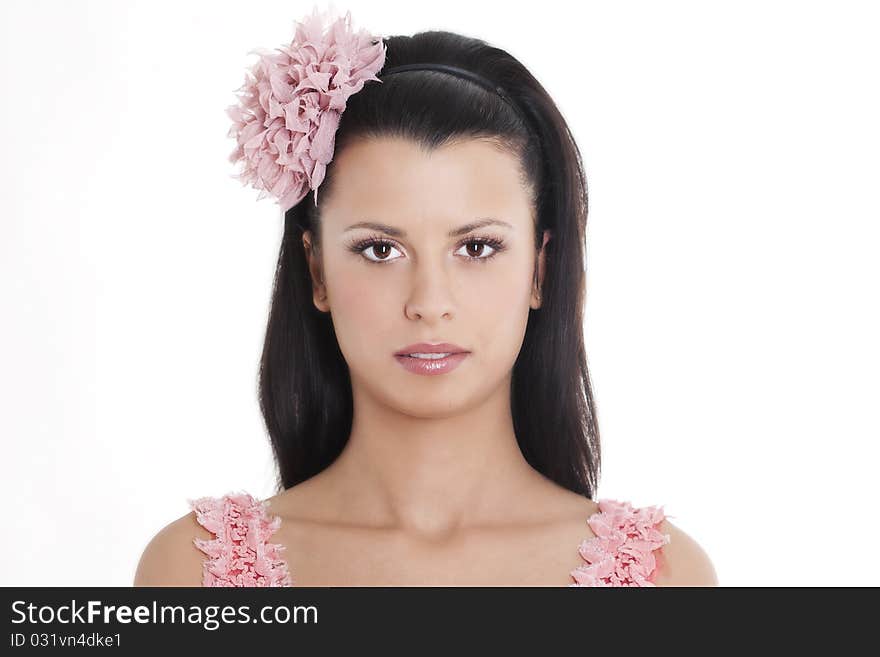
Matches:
[332,264,377,310]
[329,265,400,360]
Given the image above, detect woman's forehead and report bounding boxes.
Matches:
[323,136,533,228]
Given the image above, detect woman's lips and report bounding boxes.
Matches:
[393,352,469,375]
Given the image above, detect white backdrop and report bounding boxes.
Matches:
[1,0,877,586]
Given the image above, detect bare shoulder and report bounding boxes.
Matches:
[652,517,719,587]
[133,510,211,587]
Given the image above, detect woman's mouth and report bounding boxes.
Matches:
[393,352,469,375]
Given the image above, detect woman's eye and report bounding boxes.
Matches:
[360,242,403,263]
[454,241,499,260]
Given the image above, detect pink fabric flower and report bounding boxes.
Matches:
[569,499,671,587]
[226,6,387,212]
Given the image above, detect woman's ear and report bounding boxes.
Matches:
[531,229,552,309]
[302,230,330,312]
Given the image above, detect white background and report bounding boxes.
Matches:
[1,0,877,586]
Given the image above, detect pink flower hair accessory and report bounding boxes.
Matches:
[226,6,387,213]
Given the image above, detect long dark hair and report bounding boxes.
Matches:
[258,30,601,498]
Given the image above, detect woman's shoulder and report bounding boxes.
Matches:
[650,512,719,587]
[134,489,287,587]
[133,498,217,587]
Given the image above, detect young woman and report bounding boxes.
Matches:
[135,8,718,587]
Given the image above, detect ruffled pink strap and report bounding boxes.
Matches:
[188,491,293,587]
[569,498,671,587]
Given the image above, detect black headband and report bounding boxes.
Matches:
[378,63,538,142]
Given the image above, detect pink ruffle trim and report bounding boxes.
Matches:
[188,491,293,587]
[569,498,671,587]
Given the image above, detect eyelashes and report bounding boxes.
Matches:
[346,234,508,266]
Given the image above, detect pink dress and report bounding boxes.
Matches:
[188,491,671,587]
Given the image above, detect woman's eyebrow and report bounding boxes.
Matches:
[343,218,513,238]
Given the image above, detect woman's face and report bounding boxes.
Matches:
[303,136,550,416]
